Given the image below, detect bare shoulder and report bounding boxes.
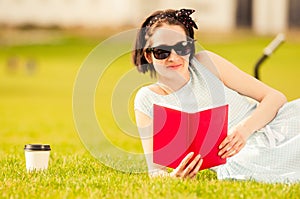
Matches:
[194,50,222,79]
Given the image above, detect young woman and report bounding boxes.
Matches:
[132,8,300,183]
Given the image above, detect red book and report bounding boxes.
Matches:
[153,104,228,170]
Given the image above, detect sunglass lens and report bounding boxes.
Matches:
[153,49,170,60]
[175,41,192,56]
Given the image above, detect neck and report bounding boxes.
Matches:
[157,71,190,92]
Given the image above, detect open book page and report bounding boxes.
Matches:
[153,104,228,170]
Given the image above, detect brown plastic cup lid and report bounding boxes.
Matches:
[24,144,51,151]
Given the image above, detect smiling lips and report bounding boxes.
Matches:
[167,64,182,69]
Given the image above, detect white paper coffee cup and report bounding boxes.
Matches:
[24,144,51,171]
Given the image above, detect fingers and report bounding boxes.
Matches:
[219,134,245,158]
[175,152,194,173]
[182,154,201,177]
[219,133,234,149]
[171,152,193,177]
[190,158,203,179]
[171,153,203,179]
[220,142,243,158]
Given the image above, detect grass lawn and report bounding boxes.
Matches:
[0,29,300,198]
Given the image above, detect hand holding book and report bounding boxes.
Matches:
[218,123,249,158]
[169,152,203,179]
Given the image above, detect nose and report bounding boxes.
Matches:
[167,49,178,61]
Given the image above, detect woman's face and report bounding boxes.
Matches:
[146,24,191,81]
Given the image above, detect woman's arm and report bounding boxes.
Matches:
[135,109,203,178]
[135,110,168,176]
[195,51,287,158]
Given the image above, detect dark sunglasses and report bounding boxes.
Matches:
[147,40,194,60]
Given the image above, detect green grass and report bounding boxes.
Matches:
[0,29,300,198]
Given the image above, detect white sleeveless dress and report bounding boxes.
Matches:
[134,57,300,183]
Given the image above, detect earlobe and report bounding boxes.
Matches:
[144,52,153,63]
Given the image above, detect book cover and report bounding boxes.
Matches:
[153,104,228,170]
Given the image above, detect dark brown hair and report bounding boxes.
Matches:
[132,9,197,77]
